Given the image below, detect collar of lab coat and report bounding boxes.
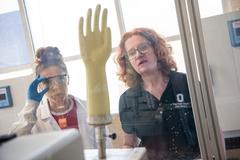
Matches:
[38,95,79,120]
[38,96,52,120]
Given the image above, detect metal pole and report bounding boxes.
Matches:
[175,0,226,159]
[95,126,106,159]
[188,0,226,159]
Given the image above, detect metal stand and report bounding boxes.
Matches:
[90,115,116,159]
[95,126,106,159]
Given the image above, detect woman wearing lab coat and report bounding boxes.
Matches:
[10,46,97,149]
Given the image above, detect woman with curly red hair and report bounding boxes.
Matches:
[115,28,200,159]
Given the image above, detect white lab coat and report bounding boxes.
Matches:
[10,95,97,149]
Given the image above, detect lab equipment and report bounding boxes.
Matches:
[79,4,112,125]
[79,4,112,159]
[0,129,146,160]
[228,18,240,47]
[0,133,16,144]
[202,11,240,131]
[0,129,84,160]
[0,86,13,108]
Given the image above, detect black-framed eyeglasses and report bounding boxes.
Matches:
[126,42,152,60]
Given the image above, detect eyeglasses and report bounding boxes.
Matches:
[46,74,68,86]
[39,74,68,90]
[126,42,152,60]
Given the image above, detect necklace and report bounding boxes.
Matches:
[58,116,67,128]
[50,98,74,129]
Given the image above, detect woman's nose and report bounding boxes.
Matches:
[135,49,144,58]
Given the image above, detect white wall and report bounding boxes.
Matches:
[202,11,240,132]
[0,74,34,134]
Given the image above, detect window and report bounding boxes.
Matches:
[23,0,188,113]
[24,0,120,57]
[0,0,31,70]
[121,0,180,37]
[24,0,122,113]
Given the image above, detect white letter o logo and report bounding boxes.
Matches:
[176,93,184,102]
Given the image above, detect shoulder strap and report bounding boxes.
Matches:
[170,71,197,146]
[170,71,189,100]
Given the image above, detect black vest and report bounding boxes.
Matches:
[119,71,198,148]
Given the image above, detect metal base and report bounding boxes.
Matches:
[95,126,107,159]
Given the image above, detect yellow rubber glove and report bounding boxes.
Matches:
[79,4,112,125]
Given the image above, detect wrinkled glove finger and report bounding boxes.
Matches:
[79,17,87,59]
[94,4,100,32]
[105,27,112,56]
[101,27,112,60]
[79,17,84,37]
[86,8,92,35]
[101,8,107,32]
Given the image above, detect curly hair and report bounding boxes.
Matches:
[35,46,68,76]
[115,28,177,87]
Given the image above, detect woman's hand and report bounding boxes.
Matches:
[123,133,139,148]
[27,76,48,103]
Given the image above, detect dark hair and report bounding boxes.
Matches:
[35,46,67,76]
[115,28,177,87]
